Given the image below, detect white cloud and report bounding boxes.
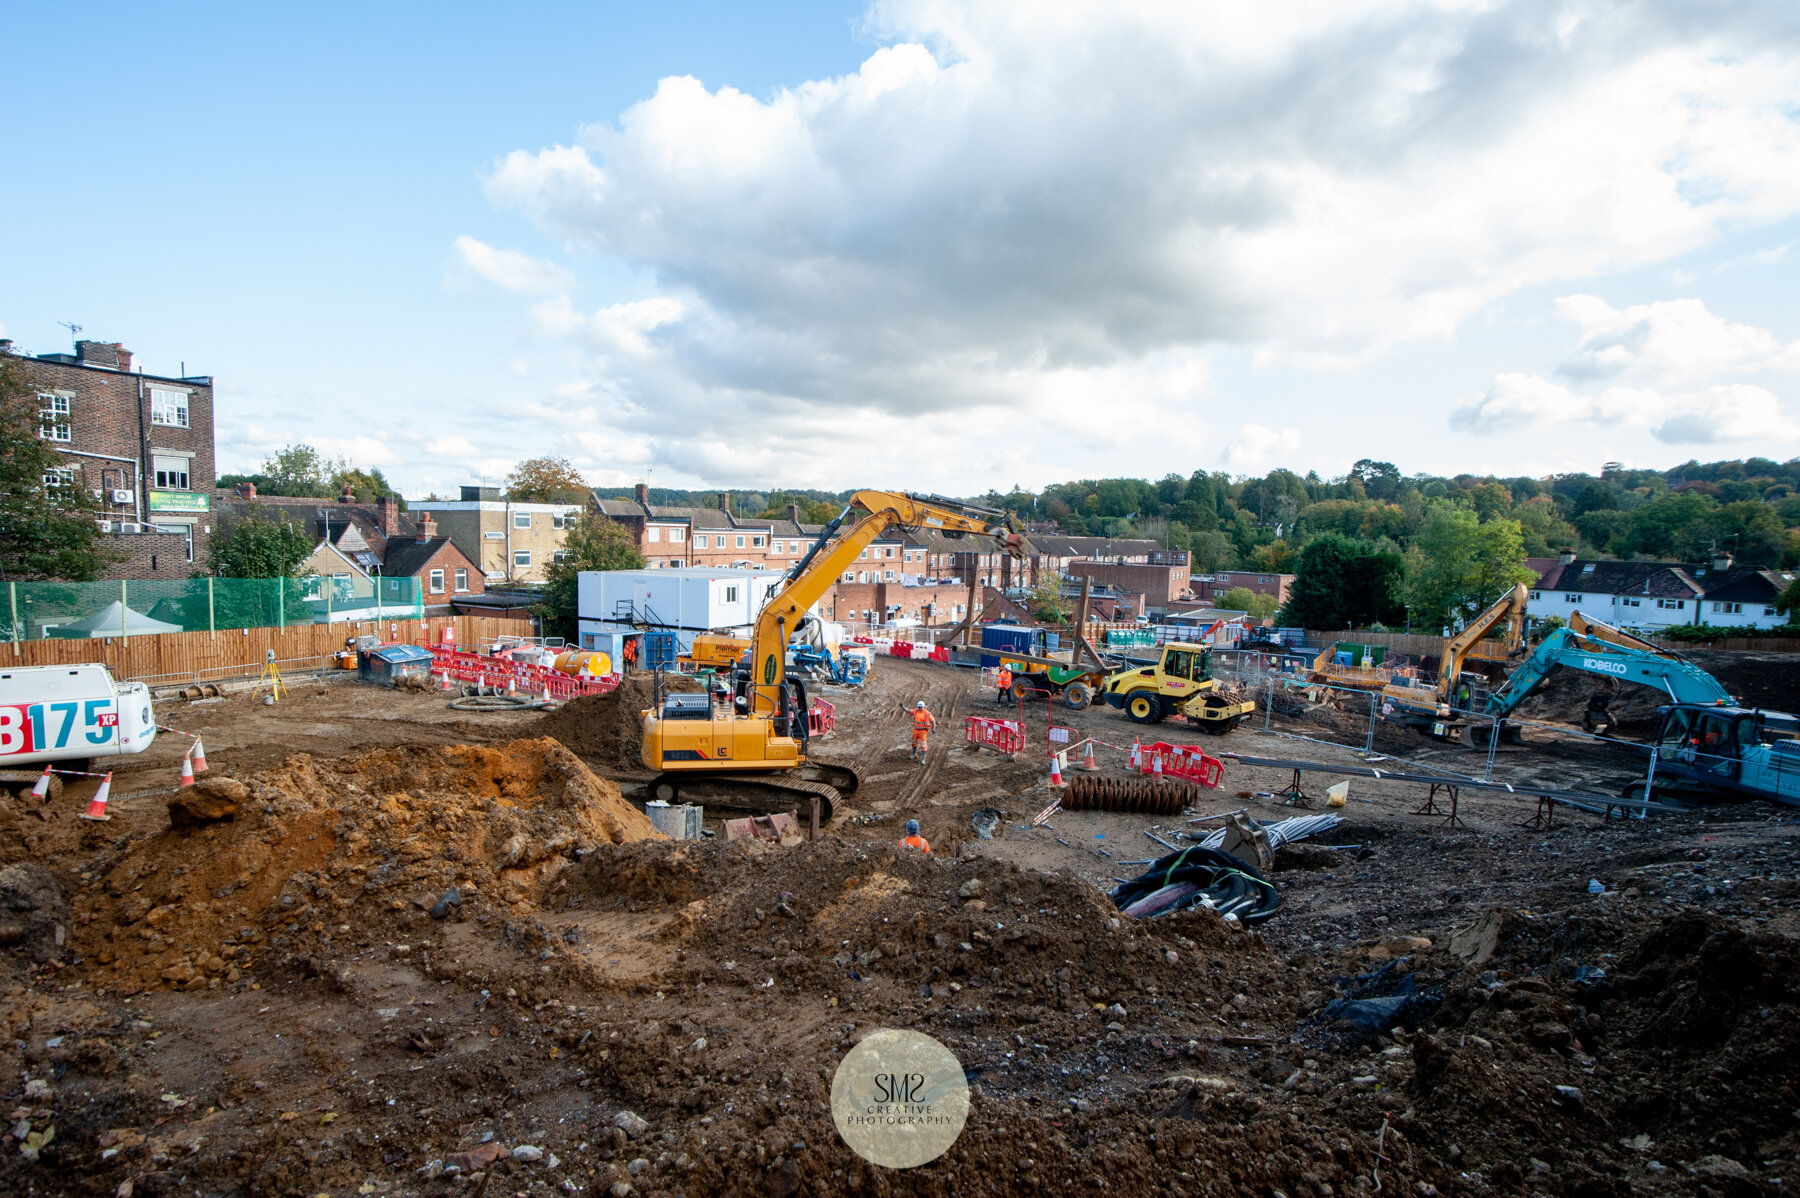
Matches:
[452,235,575,296]
[1555,294,1797,383]
[425,436,479,458]
[1653,384,1800,444]
[1449,373,1661,435]
[470,0,1800,487]
[1223,425,1301,472]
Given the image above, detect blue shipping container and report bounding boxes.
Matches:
[979,624,1035,669]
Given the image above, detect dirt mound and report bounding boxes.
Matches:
[531,673,702,769]
[1684,650,1800,712]
[1509,662,1668,733]
[72,737,661,992]
[0,863,69,963]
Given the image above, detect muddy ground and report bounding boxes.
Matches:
[1,656,1798,1197]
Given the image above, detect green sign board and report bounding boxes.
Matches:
[147,490,210,514]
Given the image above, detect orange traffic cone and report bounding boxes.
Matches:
[81,773,113,821]
[1130,738,1141,771]
[178,752,195,788]
[29,765,53,799]
[439,670,453,691]
[1082,740,1098,771]
[190,737,208,773]
[1049,752,1066,789]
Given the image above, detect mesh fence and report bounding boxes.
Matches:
[4,575,422,642]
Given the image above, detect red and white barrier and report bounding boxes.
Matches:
[964,716,1025,757]
[1137,741,1226,788]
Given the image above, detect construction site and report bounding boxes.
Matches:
[1,492,1798,1198]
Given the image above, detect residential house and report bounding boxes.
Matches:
[409,486,584,584]
[1526,552,1793,631]
[215,484,484,613]
[3,336,216,578]
[1196,570,1294,606]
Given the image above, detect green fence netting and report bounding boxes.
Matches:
[4,575,423,642]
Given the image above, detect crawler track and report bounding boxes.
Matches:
[645,762,859,824]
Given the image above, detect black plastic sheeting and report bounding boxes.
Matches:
[1108,847,1281,924]
[1310,959,1444,1046]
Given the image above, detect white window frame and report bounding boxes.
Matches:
[735,535,746,549]
[153,453,191,491]
[752,535,765,547]
[552,550,571,564]
[1714,601,1742,614]
[43,466,76,494]
[669,528,685,543]
[149,387,189,429]
[551,513,567,530]
[695,534,708,548]
[1562,594,1581,603]
[454,568,468,592]
[513,549,532,568]
[38,393,72,441]
[1656,598,1683,610]
[647,527,661,543]
[429,569,445,594]
[513,512,532,530]
[724,585,739,602]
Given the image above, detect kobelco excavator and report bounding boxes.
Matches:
[640,492,1026,819]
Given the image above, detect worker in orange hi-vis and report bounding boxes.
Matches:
[898,819,931,853]
[995,662,1014,706]
[909,700,936,762]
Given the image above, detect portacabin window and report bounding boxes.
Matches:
[149,387,189,428]
[38,393,71,441]
[725,585,739,602]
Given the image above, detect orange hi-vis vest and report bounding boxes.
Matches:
[899,834,931,853]
[997,667,1013,689]
[912,709,935,734]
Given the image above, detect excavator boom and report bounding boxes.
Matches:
[1484,611,1734,719]
[1436,583,1528,705]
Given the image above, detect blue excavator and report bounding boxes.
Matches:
[1474,612,1799,805]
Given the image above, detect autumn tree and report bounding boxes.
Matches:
[506,457,589,504]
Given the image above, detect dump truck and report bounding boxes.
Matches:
[1100,642,1256,733]
[0,664,158,798]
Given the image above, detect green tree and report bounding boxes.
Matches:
[0,355,117,580]
[1280,533,1404,630]
[208,509,315,578]
[331,465,402,504]
[1023,573,1067,624]
[1402,504,1533,631]
[1217,587,1280,622]
[535,513,648,640]
[506,457,589,504]
[257,443,335,497]
[1778,576,1800,624]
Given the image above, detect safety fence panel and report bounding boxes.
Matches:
[425,645,618,701]
[1139,742,1225,788]
[809,699,837,738]
[5,575,423,642]
[964,716,1025,756]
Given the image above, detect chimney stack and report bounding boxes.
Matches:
[1557,548,1577,566]
[339,481,354,504]
[634,482,648,507]
[74,340,130,371]
[1712,550,1734,572]
[237,481,257,499]
[418,514,436,543]
[789,503,802,526]
[376,494,399,535]
[717,491,731,514]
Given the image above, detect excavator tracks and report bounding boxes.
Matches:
[646,770,851,824]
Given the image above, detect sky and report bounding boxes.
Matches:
[5,0,1800,499]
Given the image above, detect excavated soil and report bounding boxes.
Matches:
[0,655,1797,1197]
[530,674,703,770]
[71,738,659,996]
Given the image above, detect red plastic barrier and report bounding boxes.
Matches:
[964,716,1025,757]
[426,645,617,701]
[1139,742,1225,788]
[809,698,837,738]
[890,641,913,657]
[929,645,950,663]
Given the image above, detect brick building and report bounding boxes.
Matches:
[1196,569,1293,606]
[1065,559,1192,605]
[4,337,216,578]
[409,486,584,583]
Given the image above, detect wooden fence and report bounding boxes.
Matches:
[1308,629,1800,658]
[3,614,531,684]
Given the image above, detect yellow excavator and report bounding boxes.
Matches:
[641,491,1026,819]
[1380,582,1529,741]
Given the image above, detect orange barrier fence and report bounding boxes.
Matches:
[965,716,1025,756]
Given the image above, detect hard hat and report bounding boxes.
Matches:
[915,701,926,709]
[906,819,920,835]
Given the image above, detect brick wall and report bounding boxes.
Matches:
[822,580,978,628]
[1199,571,1293,604]
[12,351,216,578]
[1066,560,1191,603]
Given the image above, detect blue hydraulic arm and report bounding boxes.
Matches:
[1483,612,1734,719]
